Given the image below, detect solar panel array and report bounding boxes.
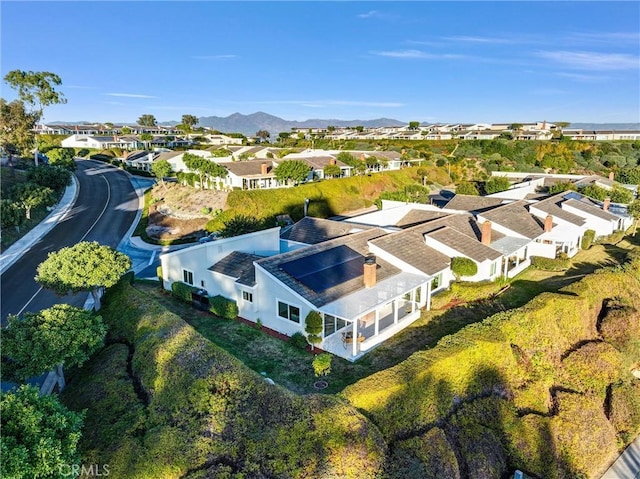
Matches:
[280,245,365,292]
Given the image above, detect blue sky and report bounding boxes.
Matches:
[2,1,639,125]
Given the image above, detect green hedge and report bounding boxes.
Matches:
[451,257,478,278]
[530,255,570,271]
[209,295,238,319]
[171,281,199,303]
[581,229,596,250]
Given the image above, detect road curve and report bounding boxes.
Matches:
[0,159,138,322]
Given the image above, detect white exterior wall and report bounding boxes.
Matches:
[61,135,103,149]
[486,178,544,200]
[253,266,315,337]
[160,227,280,293]
[527,241,557,258]
[561,205,616,237]
[423,236,501,281]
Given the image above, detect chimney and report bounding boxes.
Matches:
[360,153,366,161]
[363,255,377,288]
[329,157,336,165]
[609,171,614,181]
[481,221,492,245]
[603,197,611,212]
[544,215,553,233]
[261,162,268,175]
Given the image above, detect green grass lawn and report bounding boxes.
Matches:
[135,234,636,395]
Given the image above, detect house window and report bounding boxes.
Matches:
[490,261,497,276]
[201,280,206,288]
[431,273,441,290]
[243,291,253,303]
[183,269,194,285]
[277,301,300,323]
[324,314,336,337]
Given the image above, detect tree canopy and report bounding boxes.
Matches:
[138,114,157,126]
[484,176,511,194]
[255,130,270,143]
[35,241,131,310]
[182,114,198,130]
[274,159,310,185]
[151,159,173,189]
[304,311,323,351]
[3,70,66,120]
[182,152,227,189]
[0,99,39,156]
[1,385,84,479]
[456,181,479,195]
[218,215,265,238]
[2,304,106,380]
[44,147,75,170]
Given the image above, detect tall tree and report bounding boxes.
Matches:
[0,99,39,158]
[138,114,157,126]
[4,70,67,166]
[408,121,420,130]
[139,132,153,149]
[120,126,132,135]
[255,129,270,143]
[1,385,84,479]
[2,304,106,385]
[182,114,198,131]
[44,146,76,170]
[151,158,173,190]
[35,241,131,310]
[218,215,264,238]
[273,159,310,185]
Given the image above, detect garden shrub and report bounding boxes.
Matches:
[387,428,460,479]
[560,342,622,394]
[209,295,238,319]
[595,229,626,245]
[171,281,198,303]
[530,255,570,271]
[599,303,640,347]
[581,229,595,249]
[609,381,640,443]
[305,311,323,350]
[451,257,478,278]
[312,353,332,377]
[289,332,308,350]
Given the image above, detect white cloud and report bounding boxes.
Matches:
[555,72,610,82]
[191,54,237,60]
[566,32,640,45]
[535,51,639,70]
[357,10,382,19]
[372,49,465,59]
[106,93,157,99]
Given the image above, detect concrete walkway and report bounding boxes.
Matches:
[0,174,79,275]
[602,435,640,479]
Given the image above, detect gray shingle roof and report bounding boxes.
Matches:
[443,195,506,213]
[208,251,264,286]
[481,201,545,239]
[370,230,451,275]
[256,229,397,307]
[427,226,503,261]
[225,160,275,177]
[395,209,450,228]
[563,198,619,221]
[280,217,371,244]
[531,193,586,226]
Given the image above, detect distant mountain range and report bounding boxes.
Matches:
[50,114,640,137]
[167,112,406,136]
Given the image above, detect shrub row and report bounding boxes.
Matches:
[530,254,570,271]
[208,294,238,319]
[171,280,199,303]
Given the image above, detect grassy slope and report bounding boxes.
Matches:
[342,247,640,478]
[62,281,386,479]
[207,166,451,230]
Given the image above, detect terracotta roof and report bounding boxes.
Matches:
[208,251,264,287]
[256,229,396,307]
[280,217,371,244]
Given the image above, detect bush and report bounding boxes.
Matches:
[25,164,71,193]
[455,181,479,195]
[312,353,332,377]
[581,229,596,249]
[451,257,478,278]
[595,229,626,245]
[530,255,570,271]
[171,281,199,303]
[305,311,323,349]
[484,176,510,194]
[289,332,308,350]
[209,295,238,319]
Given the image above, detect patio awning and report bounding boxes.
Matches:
[491,236,530,256]
[318,272,429,320]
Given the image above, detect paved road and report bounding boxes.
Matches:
[0,159,138,322]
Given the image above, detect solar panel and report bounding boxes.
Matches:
[280,245,365,292]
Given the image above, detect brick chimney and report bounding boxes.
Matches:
[329,157,336,165]
[544,215,553,232]
[603,197,611,211]
[261,162,268,175]
[481,221,492,245]
[609,171,614,181]
[363,255,377,288]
